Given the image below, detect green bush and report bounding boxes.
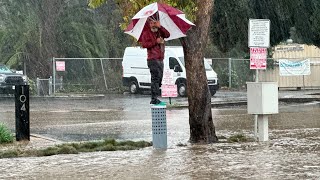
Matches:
[28,78,37,95]
[0,124,13,144]
[0,150,18,158]
[227,134,249,143]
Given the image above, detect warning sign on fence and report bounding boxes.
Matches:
[56,61,65,71]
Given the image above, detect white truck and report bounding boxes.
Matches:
[122,46,219,96]
[0,64,28,94]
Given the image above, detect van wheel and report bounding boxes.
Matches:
[210,90,216,96]
[177,83,187,97]
[129,81,140,94]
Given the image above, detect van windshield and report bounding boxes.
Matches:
[178,57,212,71]
[178,57,185,66]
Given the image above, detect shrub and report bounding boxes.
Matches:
[0,150,18,158]
[0,123,13,144]
[0,138,152,159]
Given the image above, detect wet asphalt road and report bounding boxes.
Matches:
[0,90,319,144]
[0,92,320,142]
[0,90,319,179]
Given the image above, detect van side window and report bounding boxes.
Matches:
[169,57,181,70]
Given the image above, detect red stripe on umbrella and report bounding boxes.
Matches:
[169,15,193,34]
[157,3,183,16]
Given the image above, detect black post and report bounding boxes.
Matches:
[15,85,30,141]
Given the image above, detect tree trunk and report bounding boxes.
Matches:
[181,0,218,143]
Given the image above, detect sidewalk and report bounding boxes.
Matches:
[172,89,320,108]
[0,134,63,151]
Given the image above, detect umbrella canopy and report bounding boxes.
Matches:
[125,2,195,41]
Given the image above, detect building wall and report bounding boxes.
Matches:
[260,44,320,89]
[273,44,320,59]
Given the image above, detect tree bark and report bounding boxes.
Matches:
[181,0,218,143]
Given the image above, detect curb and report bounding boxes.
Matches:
[30,134,63,143]
[168,97,320,109]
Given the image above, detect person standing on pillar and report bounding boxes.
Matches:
[140,14,170,104]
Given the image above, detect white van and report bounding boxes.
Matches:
[122,46,219,96]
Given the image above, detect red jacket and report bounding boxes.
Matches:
[139,26,170,61]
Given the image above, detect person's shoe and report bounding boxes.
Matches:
[150,99,161,105]
[158,101,166,106]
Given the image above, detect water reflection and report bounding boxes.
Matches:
[1,131,319,179]
[0,96,319,179]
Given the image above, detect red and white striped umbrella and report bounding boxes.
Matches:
[125,2,195,41]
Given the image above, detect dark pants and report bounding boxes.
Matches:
[147,60,164,101]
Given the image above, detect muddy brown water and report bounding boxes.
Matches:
[0,95,319,179]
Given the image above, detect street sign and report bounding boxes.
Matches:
[248,19,270,47]
[162,69,174,85]
[161,85,178,97]
[250,47,267,69]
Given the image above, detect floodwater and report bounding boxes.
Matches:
[0,93,319,179]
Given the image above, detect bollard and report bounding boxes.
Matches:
[151,104,167,149]
[15,85,30,141]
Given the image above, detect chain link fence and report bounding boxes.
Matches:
[210,58,253,89]
[46,56,320,96]
[210,57,320,90]
[52,58,123,94]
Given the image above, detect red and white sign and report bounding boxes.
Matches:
[56,61,65,71]
[161,69,177,97]
[161,85,178,97]
[250,47,267,69]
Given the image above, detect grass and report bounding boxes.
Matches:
[0,138,152,159]
[227,134,252,143]
[0,123,13,144]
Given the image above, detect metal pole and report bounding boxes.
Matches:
[60,76,63,90]
[49,76,52,96]
[24,60,27,76]
[228,58,232,89]
[100,59,108,91]
[53,57,56,94]
[257,114,269,141]
[36,78,40,96]
[254,69,259,140]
